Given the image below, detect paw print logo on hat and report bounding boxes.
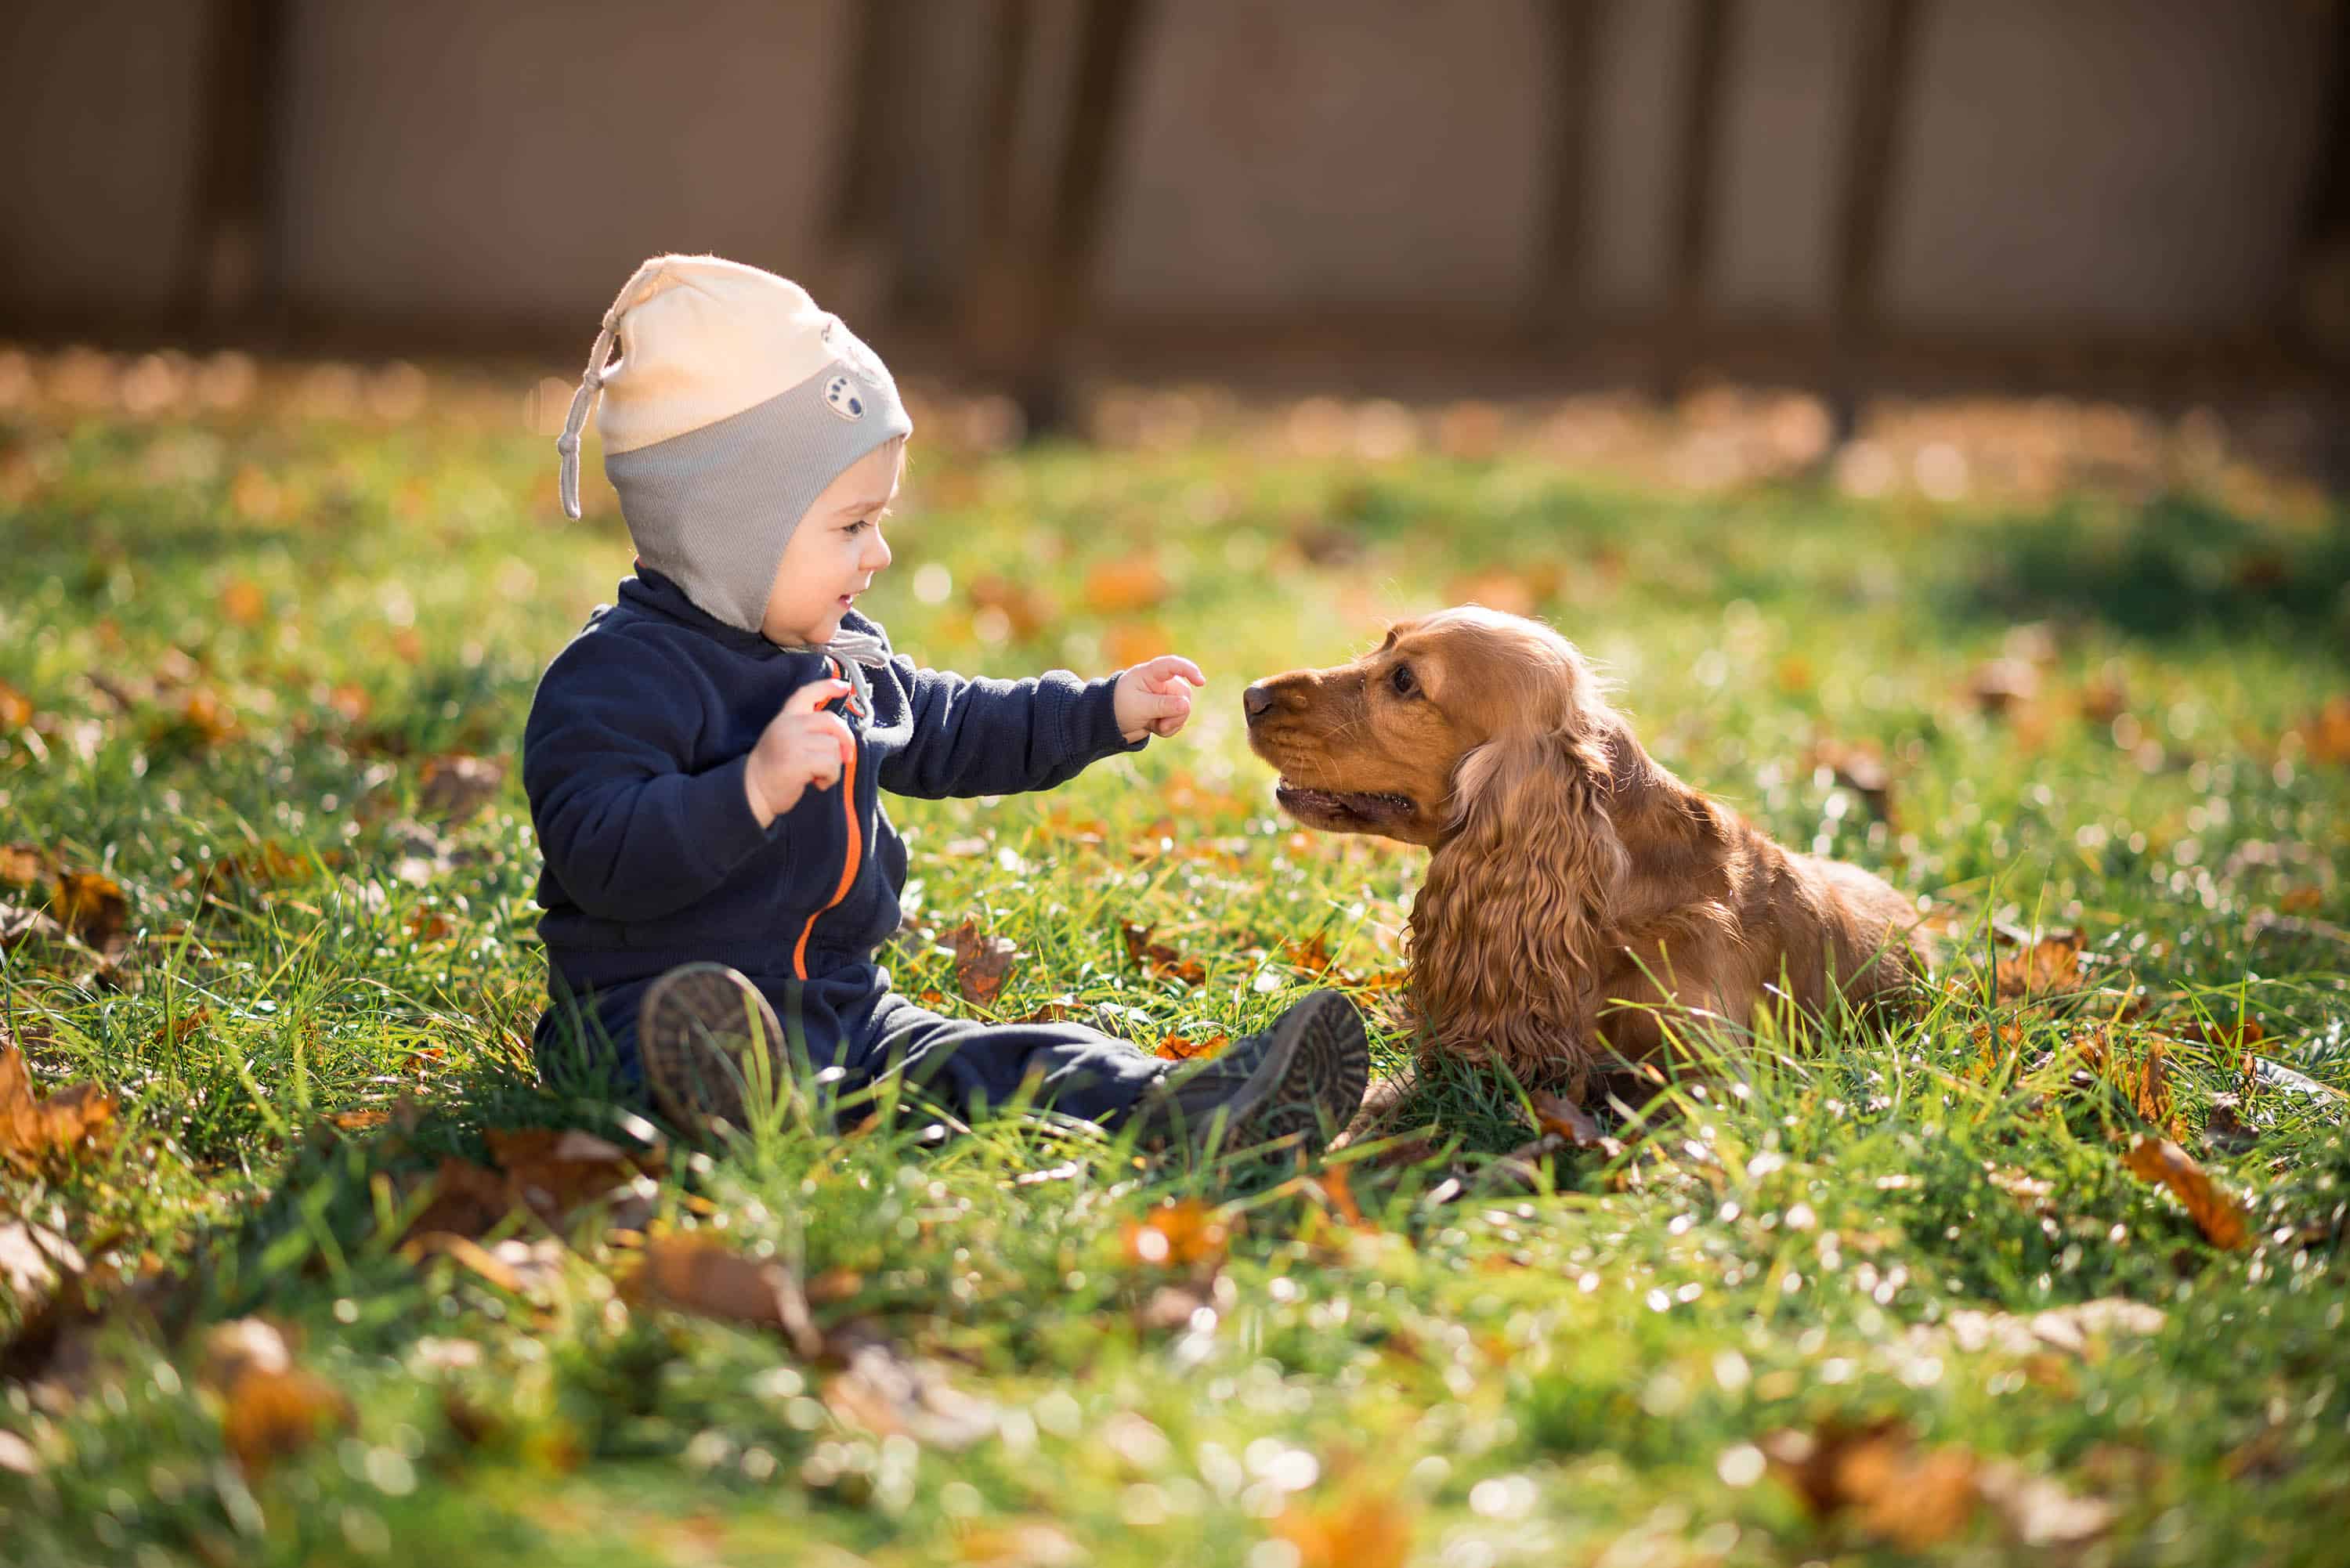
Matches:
[822,374,866,421]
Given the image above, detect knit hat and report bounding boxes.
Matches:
[555,255,913,637]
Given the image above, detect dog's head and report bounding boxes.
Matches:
[1242,606,1614,847]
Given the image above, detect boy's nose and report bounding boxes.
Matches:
[1242,682,1275,721]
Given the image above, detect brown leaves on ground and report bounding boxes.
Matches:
[943,919,1018,1007]
[1152,1031,1227,1062]
[2293,695,2350,765]
[418,753,506,823]
[631,1234,825,1359]
[1,1037,117,1173]
[1490,1088,1625,1183]
[1081,558,1170,616]
[199,1318,352,1475]
[403,1126,662,1241]
[1121,921,1206,987]
[1762,1418,2110,1549]
[629,1235,992,1448]
[1121,1199,1233,1270]
[1993,927,2085,1003]
[2122,1134,2248,1250]
[1269,1489,1415,1568]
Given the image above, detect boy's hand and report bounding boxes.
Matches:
[744,678,856,827]
[1115,656,1206,742]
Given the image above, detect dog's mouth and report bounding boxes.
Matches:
[1274,780,1418,826]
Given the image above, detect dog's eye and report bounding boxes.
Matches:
[1390,664,1416,698]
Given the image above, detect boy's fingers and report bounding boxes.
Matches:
[1157,656,1207,687]
[783,678,855,717]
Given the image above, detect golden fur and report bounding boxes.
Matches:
[1245,608,1922,1100]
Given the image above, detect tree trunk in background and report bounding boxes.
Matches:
[183,0,287,335]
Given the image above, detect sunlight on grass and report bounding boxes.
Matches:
[2,349,2346,1564]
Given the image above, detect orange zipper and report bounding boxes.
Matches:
[793,658,862,981]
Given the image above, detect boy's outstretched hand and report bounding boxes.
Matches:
[1115,656,1206,742]
[744,677,857,827]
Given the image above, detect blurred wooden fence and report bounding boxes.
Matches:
[3,0,2345,414]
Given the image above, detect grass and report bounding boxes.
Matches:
[2,354,2348,1566]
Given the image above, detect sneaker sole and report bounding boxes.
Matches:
[1195,992,1368,1156]
[636,963,784,1129]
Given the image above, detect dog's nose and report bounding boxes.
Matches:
[1242,682,1275,721]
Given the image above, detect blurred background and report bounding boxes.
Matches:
[3,0,2347,468]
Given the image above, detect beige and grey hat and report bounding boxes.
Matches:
[555,254,913,634]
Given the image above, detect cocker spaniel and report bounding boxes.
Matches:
[1244,608,1922,1100]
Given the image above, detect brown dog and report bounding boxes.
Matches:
[1244,607,1922,1100]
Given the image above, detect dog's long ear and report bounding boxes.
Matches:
[1408,724,1626,1100]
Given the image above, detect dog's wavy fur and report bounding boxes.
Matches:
[1246,607,1922,1100]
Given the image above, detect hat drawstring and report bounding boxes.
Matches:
[557,258,666,520]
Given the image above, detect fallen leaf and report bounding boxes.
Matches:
[219,1364,351,1475]
[1121,1199,1232,1270]
[1081,558,1170,616]
[944,919,1018,1007]
[2122,1135,2247,1249]
[0,682,34,730]
[1268,1490,1414,1568]
[1282,933,1335,974]
[632,1235,823,1358]
[0,844,45,888]
[1321,1165,1369,1229]
[1103,622,1173,669]
[2165,1012,2265,1051]
[49,870,128,955]
[222,579,266,626]
[967,576,1056,641]
[418,753,505,823]
[1152,1032,1227,1061]
[1993,928,2084,1002]
[0,1040,118,1171]
[1762,1419,1980,1549]
[1121,921,1206,987]
[1528,1089,1613,1151]
[2295,695,2350,766]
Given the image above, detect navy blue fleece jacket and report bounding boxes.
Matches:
[522,569,1141,999]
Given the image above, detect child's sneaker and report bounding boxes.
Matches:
[636,963,786,1129]
[1137,990,1368,1155]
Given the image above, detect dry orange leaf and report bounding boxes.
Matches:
[944,919,1018,1007]
[1121,921,1206,987]
[1763,1419,1981,1549]
[967,576,1056,641]
[2296,695,2350,765]
[1268,1490,1414,1568]
[633,1235,824,1357]
[0,681,34,730]
[1081,558,1170,616]
[1282,933,1335,974]
[1121,1199,1232,1270]
[2122,1135,2247,1249]
[1153,1032,1228,1062]
[221,1365,350,1475]
[0,1041,117,1170]
[1528,1089,1610,1150]
[0,843,45,888]
[50,870,128,953]
[1102,622,1173,670]
[222,579,266,626]
[1994,929,2083,1002]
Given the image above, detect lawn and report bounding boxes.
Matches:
[2,352,2347,1566]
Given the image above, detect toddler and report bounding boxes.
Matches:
[525,255,1367,1152]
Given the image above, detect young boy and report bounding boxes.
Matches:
[526,255,1368,1153]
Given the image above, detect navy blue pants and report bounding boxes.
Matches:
[533,953,1169,1127]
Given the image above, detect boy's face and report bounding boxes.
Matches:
[761,439,902,646]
